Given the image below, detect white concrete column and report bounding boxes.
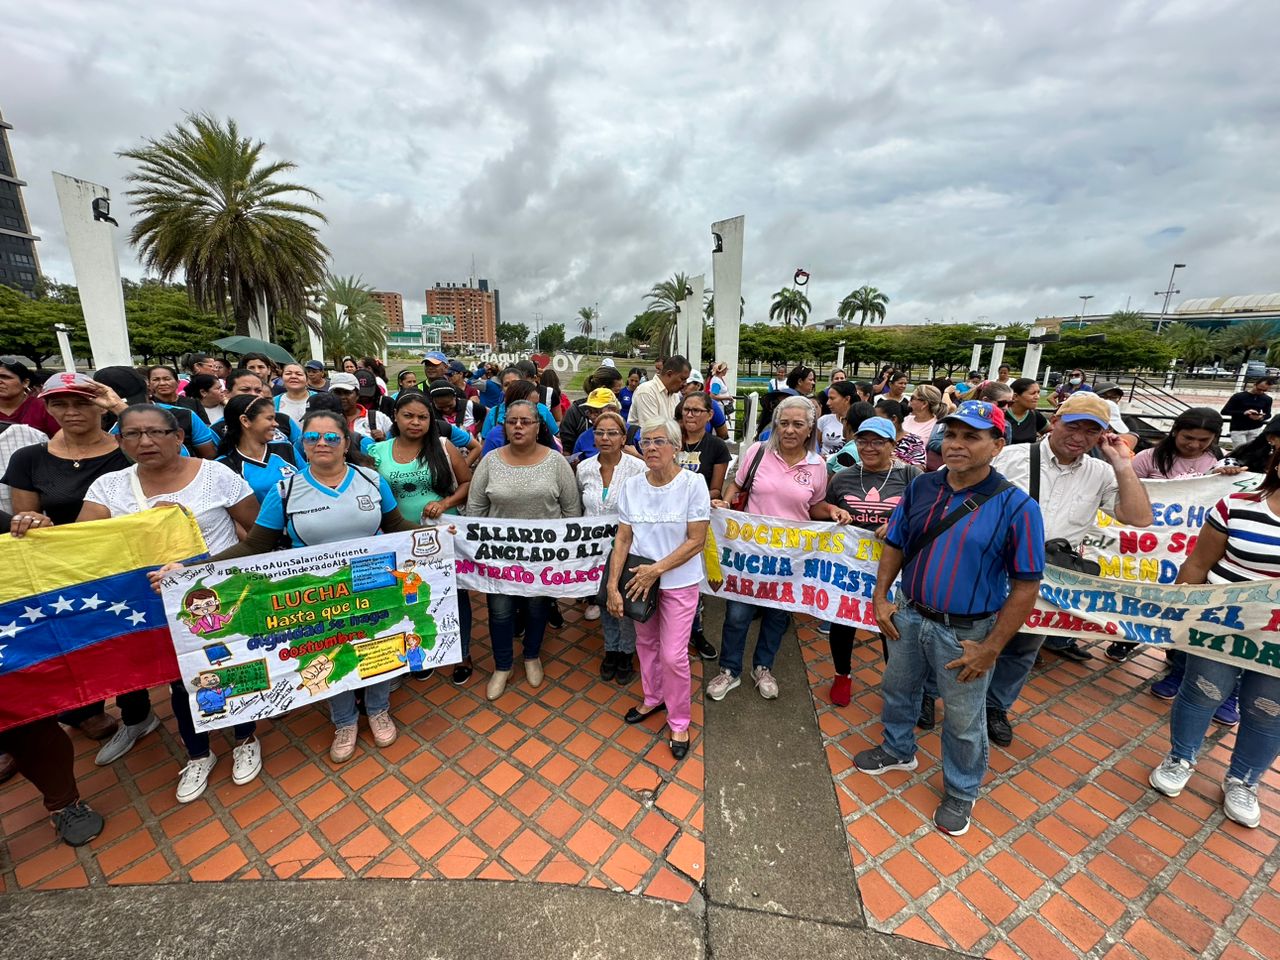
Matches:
[1022,327,1047,381]
[686,273,705,374]
[54,324,76,372]
[741,390,760,449]
[52,173,132,368]
[988,336,1007,376]
[305,306,325,364]
[969,343,983,374]
[248,292,270,341]
[835,341,846,373]
[712,215,745,396]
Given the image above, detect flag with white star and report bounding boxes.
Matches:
[0,506,207,732]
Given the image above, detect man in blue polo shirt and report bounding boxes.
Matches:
[856,400,1045,837]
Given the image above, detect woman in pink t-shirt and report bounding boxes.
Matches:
[707,396,851,703]
[1131,408,1238,480]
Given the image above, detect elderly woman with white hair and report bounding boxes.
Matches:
[607,416,711,760]
[708,395,846,702]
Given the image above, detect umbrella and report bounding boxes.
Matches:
[211,336,296,366]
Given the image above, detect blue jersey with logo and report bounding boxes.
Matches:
[217,442,298,503]
[256,464,398,548]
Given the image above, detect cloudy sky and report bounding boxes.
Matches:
[7,0,1279,336]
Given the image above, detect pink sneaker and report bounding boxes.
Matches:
[368,711,397,748]
[330,724,358,764]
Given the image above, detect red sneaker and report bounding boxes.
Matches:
[830,674,852,707]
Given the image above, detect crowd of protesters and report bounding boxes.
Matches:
[0,349,1275,850]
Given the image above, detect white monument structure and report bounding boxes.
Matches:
[711,215,745,395]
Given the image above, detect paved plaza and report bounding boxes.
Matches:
[1,599,1277,959]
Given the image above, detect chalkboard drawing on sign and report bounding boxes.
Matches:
[189,658,269,717]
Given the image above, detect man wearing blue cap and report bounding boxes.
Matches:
[856,400,1045,837]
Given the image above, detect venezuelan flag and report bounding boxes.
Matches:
[0,505,207,732]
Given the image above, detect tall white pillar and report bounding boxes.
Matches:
[712,215,745,395]
[988,336,1007,376]
[305,306,325,364]
[686,273,705,373]
[1022,326,1047,381]
[835,341,846,373]
[969,343,983,374]
[675,297,691,362]
[248,293,270,341]
[54,324,76,372]
[52,173,132,368]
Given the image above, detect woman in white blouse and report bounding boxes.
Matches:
[577,410,646,683]
[607,417,710,760]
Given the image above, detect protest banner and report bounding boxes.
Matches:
[1082,472,1261,584]
[453,517,617,597]
[161,529,460,731]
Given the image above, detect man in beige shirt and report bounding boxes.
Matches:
[627,355,690,427]
[985,392,1154,746]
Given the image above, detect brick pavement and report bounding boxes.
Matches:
[0,600,704,901]
[801,621,1280,960]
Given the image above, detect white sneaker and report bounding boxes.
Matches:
[94,712,160,766]
[1223,776,1261,828]
[706,669,740,701]
[524,658,544,688]
[752,665,779,700]
[175,753,218,803]
[1149,756,1193,797]
[486,669,512,701]
[231,738,262,785]
[368,710,398,748]
[584,604,602,621]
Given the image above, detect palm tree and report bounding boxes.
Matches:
[1105,309,1152,331]
[837,285,890,327]
[644,272,694,352]
[1220,319,1276,367]
[318,274,387,364]
[1165,323,1216,370]
[769,287,811,328]
[119,113,329,337]
[576,306,596,338]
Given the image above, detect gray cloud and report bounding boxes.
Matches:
[6,0,1280,340]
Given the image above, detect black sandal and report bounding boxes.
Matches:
[624,702,666,724]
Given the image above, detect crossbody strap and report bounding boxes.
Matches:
[902,480,1015,568]
[735,444,767,504]
[1029,442,1041,503]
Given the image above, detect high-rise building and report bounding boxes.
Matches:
[426,279,498,347]
[370,290,405,331]
[0,107,41,296]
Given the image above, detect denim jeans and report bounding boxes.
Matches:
[880,605,997,802]
[601,608,636,654]
[169,681,255,759]
[719,599,789,677]
[457,588,473,659]
[329,679,391,729]
[1170,655,1280,785]
[488,593,550,671]
[987,631,1045,712]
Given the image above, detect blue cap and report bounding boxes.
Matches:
[447,359,467,375]
[944,399,1007,433]
[423,351,448,365]
[855,417,897,441]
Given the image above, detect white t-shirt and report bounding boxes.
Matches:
[276,394,309,424]
[709,376,728,397]
[617,468,710,588]
[85,459,253,553]
[816,413,845,456]
[352,407,394,439]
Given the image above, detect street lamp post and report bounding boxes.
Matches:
[1078,295,1094,328]
[533,312,542,353]
[1155,263,1186,335]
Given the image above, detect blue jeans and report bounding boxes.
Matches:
[170,681,254,759]
[488,593,550,670]
[1170,655,1280,785]
[329,679,391,729]
[987,631,1044,712]
[601,609,636,654]
[881,605,997,802]
[719,599,789,677]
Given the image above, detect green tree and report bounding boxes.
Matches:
[565,335,591,353]
[1218,319,1275,367]
[119,113,329,337]
[497,322,530,348]
[576,306,597,339]
[125,281,231,362]
[0,284,85,367]
[768,287,811,328]
[837,285,890,327]
[540,322,566,352]
[1164,323,1216,369]
[1105,309,1151,332]
[317,274,387,364]
[643,273,695,352]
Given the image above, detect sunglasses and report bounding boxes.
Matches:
[301,431,343,446]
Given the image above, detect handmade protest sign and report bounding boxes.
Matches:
[453,517,617,597]
[161,529,460,731]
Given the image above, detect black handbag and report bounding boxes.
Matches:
[1029,443,1103,576]
[598,551,659,623]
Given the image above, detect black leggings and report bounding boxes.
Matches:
[830,623,858,675]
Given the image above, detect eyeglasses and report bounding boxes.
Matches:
[506,418,536,428]
[119,428,177,441]
[995,400,1012,408]
[855,436,891,447]
[683,407,710,416]
[638,438,672,449]
[301,431,343,446]
[595,430,624,439]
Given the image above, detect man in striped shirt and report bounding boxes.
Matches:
[856,400,1045,837]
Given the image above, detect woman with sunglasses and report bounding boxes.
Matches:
[467,398,582,700]
[371,392,474,683]
[78,404,261,803]
[216,395,299,503]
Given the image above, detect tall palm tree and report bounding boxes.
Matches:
[769,287,811,328]
[644,272,694,352]
[1220,319,1275,367]
[119,113,329,337]
[576,305,597,338]
[1165,323,1215,369]
[837,285,890,327]
[1105,309,1152,331]
[318,274,387,364]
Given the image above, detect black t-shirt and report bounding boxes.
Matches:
[1222,390,1273,432]
[826,462,922,530]
[1007,409,1047,444]
[2,443,132,525]
[676,435,730,490]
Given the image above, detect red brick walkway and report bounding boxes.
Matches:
[0,601,705,901]
[801,621,1280,960]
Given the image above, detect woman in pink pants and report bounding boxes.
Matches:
[607,416,711,759]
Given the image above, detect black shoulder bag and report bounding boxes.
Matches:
[1030,443,1102,575]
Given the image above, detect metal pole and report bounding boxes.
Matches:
[1154,263,1185,335]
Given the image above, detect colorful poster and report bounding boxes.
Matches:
[160,529,460,731]
[453,517,617,597]
[702,510,882,628]
[1082,472,1261,584]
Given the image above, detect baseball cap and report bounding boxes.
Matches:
[1093,381,1123,397]
[40,371,100,399]
[943,399,1007,434]
[1055,392,1111,429]
[304,360,326,371]
[584,388,620,409]
[329,372,359,392]
[428,378,456,397]
[854,416,897,441]
[423,351,448,366]
[687,370,705,384]
[447,360,467,375]
[354,369,379,397]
